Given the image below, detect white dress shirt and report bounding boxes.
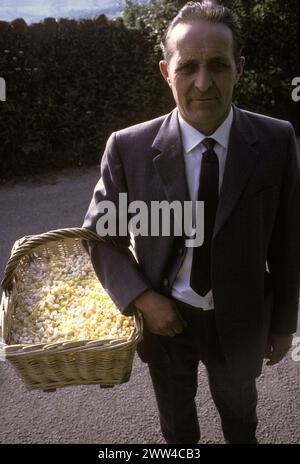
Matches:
[171,106,233,309]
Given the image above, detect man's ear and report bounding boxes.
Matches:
[236,56,245,84]
[159,60,171,87]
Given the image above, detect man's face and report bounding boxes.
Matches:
[160,20,245,134]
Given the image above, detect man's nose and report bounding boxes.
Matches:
[194,67,212,92]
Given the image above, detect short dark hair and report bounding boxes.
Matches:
[161,1,243,65]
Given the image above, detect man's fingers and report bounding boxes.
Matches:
[267,356,283,366]
[171,323,185,335]
[140,294,188,337]
[266,334,293,366]
[264,343,272,359]
[155,327,178,337]
[172,316,187,335]
[173,306,188,328]
[155,312,187,337]
[157,320,186,337]
[266,347,289,366]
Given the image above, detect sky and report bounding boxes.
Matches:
[0,0,142,24]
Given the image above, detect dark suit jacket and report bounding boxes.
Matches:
[82,105,300,379]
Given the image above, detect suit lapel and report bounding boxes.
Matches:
[152,108,190,206]
[213,106,260,239]
[151,106,260,240]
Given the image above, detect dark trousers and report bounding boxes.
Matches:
[147,300,258,444]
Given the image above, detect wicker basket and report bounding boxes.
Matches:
[0,227,143,391]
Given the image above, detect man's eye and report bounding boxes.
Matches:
[179,63,198,73]
[210,62,229,71]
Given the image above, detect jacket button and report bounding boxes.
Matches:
[163,278,169,287]
[178,247,184,255]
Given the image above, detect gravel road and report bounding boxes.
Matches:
[0,165,299,444]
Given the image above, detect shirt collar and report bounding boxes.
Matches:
[178,106,233,154]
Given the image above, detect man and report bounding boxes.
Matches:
[82,1,300,444]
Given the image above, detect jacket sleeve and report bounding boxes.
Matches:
[267,123,300,335]
[82,132,152,315]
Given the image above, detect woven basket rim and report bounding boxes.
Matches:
[1,226,128,292]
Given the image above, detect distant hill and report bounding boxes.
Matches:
[0,0,147,24]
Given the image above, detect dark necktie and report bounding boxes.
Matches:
[189,137,219,296]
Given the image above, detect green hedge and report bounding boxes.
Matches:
[0,16,169,179]
[0,0,299,180]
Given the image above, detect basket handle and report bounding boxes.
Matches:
[1,227,126,292]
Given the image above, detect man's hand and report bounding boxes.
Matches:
[133,289,187,337]
[265,334,293,366]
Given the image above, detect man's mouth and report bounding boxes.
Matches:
[192,97,216,101]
